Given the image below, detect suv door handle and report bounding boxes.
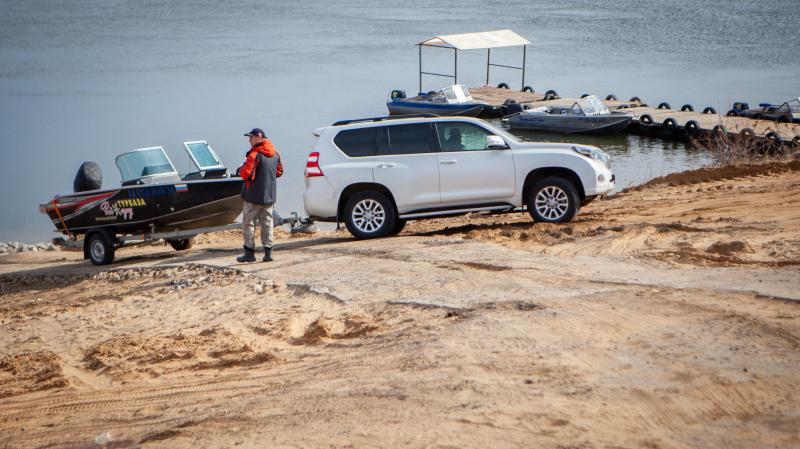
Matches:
[440,159,457,165]
[377,163,396,169]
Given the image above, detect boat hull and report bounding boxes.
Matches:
[508,112,633,134]
[387,100,484,117]
[43,178,244,236]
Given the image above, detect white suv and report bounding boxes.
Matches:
[303,115,614,239]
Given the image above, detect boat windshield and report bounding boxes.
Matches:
[184,141,224,170]
[116,147,177,182]
[573,95,610,116]
[777,98,800,113]
[440,84,474,104]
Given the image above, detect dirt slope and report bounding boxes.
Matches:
[0,162,798,449]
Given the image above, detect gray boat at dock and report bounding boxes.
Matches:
[504,95,633,134]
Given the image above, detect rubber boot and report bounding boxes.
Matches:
[236,246,256,263]
[263,246,273,262]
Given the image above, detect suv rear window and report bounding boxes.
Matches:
[377,124,434,155]
[333,128,379,157]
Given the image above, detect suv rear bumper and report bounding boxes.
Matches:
[303,177,338,220]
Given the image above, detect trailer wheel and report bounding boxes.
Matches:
[522,86,534,93]
[702,106,717,114]
[87,232,114,266]
[657,102,671,110]
[497,83,509,89]
[726,110,739,117]
[605,94,617,101]
[169,238,194,251]
[629,96,642,102]
[681,104,694,112]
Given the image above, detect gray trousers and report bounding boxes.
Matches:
[242,201,274,249]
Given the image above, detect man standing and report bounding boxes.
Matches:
[237,128,283,263]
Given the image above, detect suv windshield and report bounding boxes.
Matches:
[116,147,177,182]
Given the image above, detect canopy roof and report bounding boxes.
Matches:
[418,29,529,51]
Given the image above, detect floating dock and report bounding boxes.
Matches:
[470,86,800,146]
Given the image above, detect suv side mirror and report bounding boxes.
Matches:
[486,135,507,149]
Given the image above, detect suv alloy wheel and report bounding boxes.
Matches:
[527,177,580,223]
[344,191,397,239]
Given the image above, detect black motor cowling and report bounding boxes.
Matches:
[73,161,102,192]
[390,90,407,100]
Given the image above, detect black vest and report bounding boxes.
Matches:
[241,152,278,206]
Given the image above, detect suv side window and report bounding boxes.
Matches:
[376,124,434,156]
[333,128,378,157]
[435,122,493,152]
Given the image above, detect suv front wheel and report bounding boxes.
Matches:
[527,177,580,223]
[344,191,397,239]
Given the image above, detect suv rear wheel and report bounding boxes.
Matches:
[527,177,580,223]
[344,191,397,239]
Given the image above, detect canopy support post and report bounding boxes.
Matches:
[418,44,422,93]
[521,45,527,89]
[454,48,458,85]
[486,48,491,85]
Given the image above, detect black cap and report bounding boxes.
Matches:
[244,128,265,137]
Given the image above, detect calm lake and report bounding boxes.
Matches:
[1,0,798,242]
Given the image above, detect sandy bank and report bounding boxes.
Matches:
[0,162,798,449]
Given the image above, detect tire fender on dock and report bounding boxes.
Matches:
[497,82,509,89]
[629,96,642,102]
[681,104,694,112]
[605,94,617,101]
[522,86,534,93]
[703,107,717,114]
[684,120,700,135]
[739,128,755,139]
[639,114,654,126]
[712,124,728,137]
[658,102,671,110]
[662,118,678,134]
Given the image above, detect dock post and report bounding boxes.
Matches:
[486,48,491,85]
[522,45,527,89]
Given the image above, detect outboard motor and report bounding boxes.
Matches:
[73,161,102,192]
[390,89,406,100]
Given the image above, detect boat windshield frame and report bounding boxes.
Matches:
[115,146,178,183]
[573,95,610,116]
[777,98,800,114]
[183,140,226,171]
[440,84,474,104]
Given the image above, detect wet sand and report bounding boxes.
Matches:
[1,162,799,449]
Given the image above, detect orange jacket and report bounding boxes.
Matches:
[240,139,283,186]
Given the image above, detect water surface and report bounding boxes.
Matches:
[1,0,797,241]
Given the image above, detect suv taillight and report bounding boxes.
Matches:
[305,151,324,177]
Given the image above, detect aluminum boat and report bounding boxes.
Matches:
[504,95,633,134]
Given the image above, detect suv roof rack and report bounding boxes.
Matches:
[332,114,439,127]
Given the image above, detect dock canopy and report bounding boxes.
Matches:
[418,29,530,51]
[416,29,531,92]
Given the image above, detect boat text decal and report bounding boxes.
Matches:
[127,185,175,199]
